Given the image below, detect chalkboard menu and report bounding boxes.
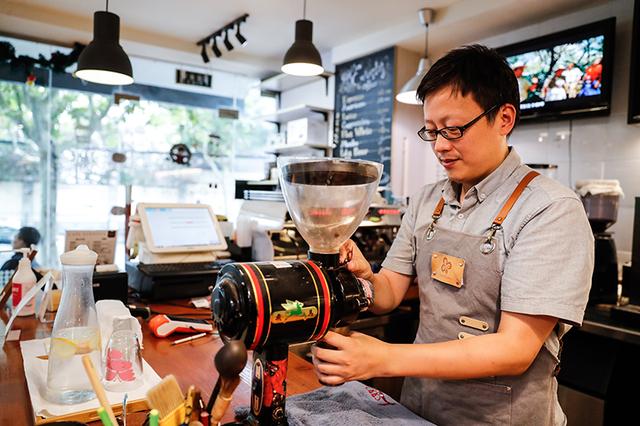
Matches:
[333,47,395,187]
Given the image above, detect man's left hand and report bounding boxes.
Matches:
[310,330,390,385]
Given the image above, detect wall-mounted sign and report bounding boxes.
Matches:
[218,108,239,120]
[114,93,140,104]
[176,69,212,87]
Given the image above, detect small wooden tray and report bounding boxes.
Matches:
[35,398,149,425]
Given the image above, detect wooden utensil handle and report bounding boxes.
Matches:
[81,355,118,426]
[210,394,233,425]
[210,377,240,424]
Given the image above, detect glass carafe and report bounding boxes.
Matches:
[45,244,101,404]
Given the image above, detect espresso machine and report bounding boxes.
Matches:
[578,181,622,305]
[235,193,403,265]
[211,158,382,425]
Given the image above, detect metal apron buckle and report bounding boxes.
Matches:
[425,223,436,241]
[481,224,501,254]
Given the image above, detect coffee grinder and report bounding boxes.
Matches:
[580,191,620,305]
[211,158,382,425]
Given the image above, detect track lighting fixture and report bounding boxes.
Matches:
[200,43,210,63]
[196,13,248,62]
[235,22,247,46]
[211,37,222,58]
[223,29,234,51]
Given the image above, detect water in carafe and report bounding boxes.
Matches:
[45,245,101,404]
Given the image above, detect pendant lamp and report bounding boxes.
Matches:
[281,0,324,76]
[75,0,133,85]
[396,8,434,104]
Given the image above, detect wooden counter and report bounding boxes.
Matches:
[0,300,321,425]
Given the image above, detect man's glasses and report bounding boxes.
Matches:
[417,104,500,142]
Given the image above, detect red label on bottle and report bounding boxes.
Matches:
[12,282,22,306]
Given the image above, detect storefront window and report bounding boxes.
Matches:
[0,37,277,268]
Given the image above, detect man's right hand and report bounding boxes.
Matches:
[339,239,373,281]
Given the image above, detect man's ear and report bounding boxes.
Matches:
[497,104,517,136]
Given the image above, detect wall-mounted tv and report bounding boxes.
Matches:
[628,0,640,124]
[497,17,615,122]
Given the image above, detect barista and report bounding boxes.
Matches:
[311,45,594,425]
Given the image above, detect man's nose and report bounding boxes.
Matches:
[432,134,453,152]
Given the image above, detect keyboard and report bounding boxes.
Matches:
[137,260,230,276]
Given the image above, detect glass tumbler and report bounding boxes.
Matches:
[103,330,143,392]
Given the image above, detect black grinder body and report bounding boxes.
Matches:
[212,258,372,425]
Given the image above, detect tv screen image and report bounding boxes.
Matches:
[507,36,604,109]
[498,18,615,122]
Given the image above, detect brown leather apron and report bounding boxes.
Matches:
[400,171,564,425]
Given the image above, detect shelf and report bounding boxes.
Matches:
[255,104,333,124]
[266,143,335,155]
[261,71,334,93]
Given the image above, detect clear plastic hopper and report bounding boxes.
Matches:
[278,158,383,255]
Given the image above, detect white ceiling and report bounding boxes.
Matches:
[0,0,609,78]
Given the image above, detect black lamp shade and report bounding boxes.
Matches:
[75,11,133,85]
[282,19,323,76]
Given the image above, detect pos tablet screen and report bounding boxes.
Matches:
[136,203,227,253]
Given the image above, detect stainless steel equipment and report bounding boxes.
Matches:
[275,204,403,266]
[582,194,620,234]
[237,201,403,267]
[579,191,621,305]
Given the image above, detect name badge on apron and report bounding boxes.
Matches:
[431,252,465,288]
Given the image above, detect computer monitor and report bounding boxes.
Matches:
[136,203,227,253]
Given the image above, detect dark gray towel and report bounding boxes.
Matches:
[235,381,433,425]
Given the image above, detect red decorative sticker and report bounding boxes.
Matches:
[366,387,395,406]
[105,348,135,382]
[263,359,287,408]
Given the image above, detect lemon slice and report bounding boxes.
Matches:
[50,337,77,359]
[88,332,100,351]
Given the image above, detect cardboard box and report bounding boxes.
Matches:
[286,117,328,147]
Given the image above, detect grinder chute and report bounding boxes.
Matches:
[212,158,382,425]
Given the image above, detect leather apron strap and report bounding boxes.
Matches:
[431,170,540,226]
[492,171,539,226]
[432,197,446,219]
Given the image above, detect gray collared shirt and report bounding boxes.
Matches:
[382,147,594,327]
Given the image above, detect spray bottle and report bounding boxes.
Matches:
[12,248,37,316]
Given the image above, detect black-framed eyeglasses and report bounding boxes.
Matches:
[417,104,500,142]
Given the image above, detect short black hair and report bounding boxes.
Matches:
[17,226,41,246]
[416,44,520,131]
